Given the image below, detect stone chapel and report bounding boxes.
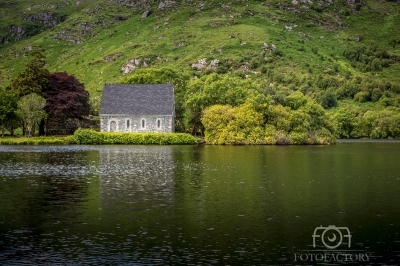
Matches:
[100,84,175,133]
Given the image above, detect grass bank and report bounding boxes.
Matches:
[0,136,76,145]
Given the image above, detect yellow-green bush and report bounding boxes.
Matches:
[73,128,197,145]
[202,99,336,145]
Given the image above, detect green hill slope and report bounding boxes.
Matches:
[1,0,399,90]
[0,0,400,140]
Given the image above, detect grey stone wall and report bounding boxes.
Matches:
[100,115,174,133]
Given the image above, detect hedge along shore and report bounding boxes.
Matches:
[73,129,198,145]
[0,129,336,145]
[0,129,198,145]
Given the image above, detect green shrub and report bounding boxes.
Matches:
[343,45,392,72]
[264,125,277,144]
[337,81,358,99]
[378,96,395,107]
[72,129,197,145]
[371,88,383,102]
[311,47,318,55]
[354,91,370,102]
[320,91,338,109]
[309,128,336,145]
[289,130,309,145]
[74,128,103,144]
[63,135,77,144]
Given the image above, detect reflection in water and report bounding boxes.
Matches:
[0,143,399,265]
[99,146,174,201]
[0,146,97,265]
[98,146,175,225]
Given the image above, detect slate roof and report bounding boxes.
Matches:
[100,84,174,115]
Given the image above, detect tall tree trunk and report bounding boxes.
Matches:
[22,122,26,136]
[1,123,4,137]
[10,124,14,136]
[27,124,32,138]
[39,119,45,136]
[45,119,49,136]
[32,123,36,137]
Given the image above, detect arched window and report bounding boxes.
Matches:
[141,118,146,129]
[156,118,161,129]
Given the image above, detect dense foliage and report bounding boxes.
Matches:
[201,104,265,145]
[6,51,49,97]
[118,67,400,144]
[332,107,400,139]
[0,129,197,145]
[184,73,264,135]
[343,45,392,72]
[0,90,18,137]
[73,128,197,145]
[44,72,90,119]
[16,93,47,137]
[202,94,336,145]
[1,53,91,136]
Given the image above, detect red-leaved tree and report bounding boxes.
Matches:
[43,72,90,134]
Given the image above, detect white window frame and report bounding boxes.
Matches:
[156,118,162,130]
[141,118,146,129]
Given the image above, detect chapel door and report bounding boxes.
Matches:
[110,121,117,132]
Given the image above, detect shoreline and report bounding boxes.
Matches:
[1,135,399,145]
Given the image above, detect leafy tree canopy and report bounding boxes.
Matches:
[7,51,49,97]
[202,103,264,145]
[17,93,47,137]
[184,73,265,133]
[120,68,189,89]
[44,72,90,120]
[0,89,18,137]
[201,92,337,145]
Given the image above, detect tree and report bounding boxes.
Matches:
[332,108,357,138]
[43,72,90,135]
[201,105,234,143]
[201,103,264,144]
[0,89,18,137]
[320,91,338,109]
[284,91,308,110]
[266,104,291,132]
[44,72,90,119]
[184,73,259,135]
[17,93,47,137]
[7,51,49,97]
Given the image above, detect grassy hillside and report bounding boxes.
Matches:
[1,0,399,130]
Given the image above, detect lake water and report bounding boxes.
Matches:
[0,142,399,265]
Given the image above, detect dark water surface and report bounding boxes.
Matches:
[0,142,399,265]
